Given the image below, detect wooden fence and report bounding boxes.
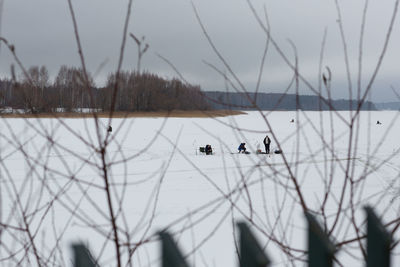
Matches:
[72,206,391,267]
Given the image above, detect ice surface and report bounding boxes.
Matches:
[0,111,399,266]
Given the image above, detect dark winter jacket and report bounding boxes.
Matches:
[263,136,271,145]
[238,143,246,151]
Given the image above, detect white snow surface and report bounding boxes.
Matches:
[1,111,400,266]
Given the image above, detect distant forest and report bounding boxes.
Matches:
[0,66,382,113]
[374,102,400,110]
[204,91,377,111]
[0,65,209,113]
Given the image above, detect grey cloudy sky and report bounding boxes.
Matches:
[0,0,399,102]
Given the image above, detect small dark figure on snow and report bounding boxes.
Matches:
[376,120,382,125]
[290,119,294,123]
[205,144,213,155]
[263,135,271,154]
[107,126,112,132]
[238,143,246,153]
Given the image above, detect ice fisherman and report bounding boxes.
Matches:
[107,126,112,132]
[238,143,246,153]
[263,135,271,154]
[205,144,213,155]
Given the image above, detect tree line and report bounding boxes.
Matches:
[0,65,210,113]
[204,91,377,111]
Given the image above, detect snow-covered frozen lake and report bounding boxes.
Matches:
[1,110,399,266]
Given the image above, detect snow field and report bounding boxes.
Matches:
[0,110,399,266]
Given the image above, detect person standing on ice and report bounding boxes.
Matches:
[263,135,271,154]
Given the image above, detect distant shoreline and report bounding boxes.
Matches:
[0,110,246,119]
[203,91,378,111]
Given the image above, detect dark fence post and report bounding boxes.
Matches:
[237,222,270,267]
[159,231,190,267]
[72,212,392,267]
[305,213,335,267]
[365,206,391,267]
[71,243,97,267]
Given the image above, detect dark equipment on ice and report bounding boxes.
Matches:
[200,145,213,155]
[377,120,382,125]
[107,126,112,132]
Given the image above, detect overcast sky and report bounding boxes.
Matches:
[0,0,399,102]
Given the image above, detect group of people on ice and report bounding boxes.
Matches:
[237,135,272,154]
[201,135,277,155]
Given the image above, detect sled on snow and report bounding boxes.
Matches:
[256,149,282,155]
[230,151,251,155]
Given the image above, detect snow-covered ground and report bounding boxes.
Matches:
[1,110,399,266]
